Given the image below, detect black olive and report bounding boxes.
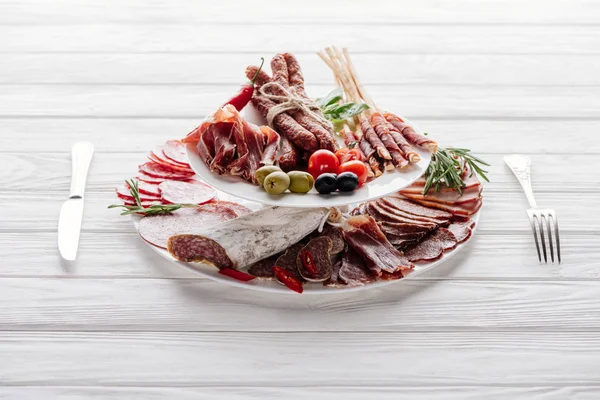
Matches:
[336,172,359,192]
[314,173,338,194]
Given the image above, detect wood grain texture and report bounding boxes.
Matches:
[1,0,594,24]
[1,24,598,54]
[2,279,600,331]
[1,331,600,385]
[2,386,600,400]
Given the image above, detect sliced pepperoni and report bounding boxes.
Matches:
[139,162,195,180]
[159,180,216,205]
[116,185,162,203]
[163,140,189,165]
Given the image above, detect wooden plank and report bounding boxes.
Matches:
[2,279,600,331]
[1,0,595,25]
[0,331,599,385]
[1,118,596,154]
[1,25,599,54]
[1,54,597,86]
[0,231,597,279]
[0,153,596,194]
[1,386,599,400]
[0,84,599,119]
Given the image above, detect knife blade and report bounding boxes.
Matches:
[58,141,94,260]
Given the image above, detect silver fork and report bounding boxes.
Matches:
[504,155,561,263]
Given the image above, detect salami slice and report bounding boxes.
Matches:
[247,253,280,279]
[163,140,190,166]
[296,237,333,282]
[274,243,305,282]
[159,180,216,205]
[138,206,235,249]
[122,200,162,207]
[126,180,161,197]
[137,172,170,184]
[311,225,345,255]
[147,153,195,174]
[168,235,233,268]
[116,185,162,203]
[209,200,253,218]
[138,162,195,180]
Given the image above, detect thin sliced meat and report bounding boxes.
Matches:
[448,219,473,243]
[401,196,483,217]
[382,196,453,220]
[404,234,443,262]
[159,180,216,205]
[400,189,482,206]
[408,172,481,191]
[116,184,161,202]
[122,200,163,207]
[338,246,376,286]
[147,153,194,174]
[213,201,252,217]
[380,221,431,236]
[365,202,437,229]
[324,254,344,287]
[274,243,305,282]
[373,200,447,225]
[260,125,280,167]
[163,140,190,166]
[247,253,280,279]
[137,171,185,184]
[342,128,374,178]
[371,113,408,168]
[139,162,195,180]
[401,181,482,195]
[168,235,233,268]
[385,121,420,163]
[126,180,161,197]
[296,237,333,282]
[342,215,413,275]
[311,225,345,255]
[360,117,391,160]
[138,206,236,249]
[435,228,458,251]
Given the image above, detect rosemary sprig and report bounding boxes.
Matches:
[108,179,198,216]
[423,148,490,195]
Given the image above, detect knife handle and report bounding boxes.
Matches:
[69,142,95,198]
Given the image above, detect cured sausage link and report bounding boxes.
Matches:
[278,135,299,172]
[370,113,408,168]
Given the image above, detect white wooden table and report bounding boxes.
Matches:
[1,1,599,398]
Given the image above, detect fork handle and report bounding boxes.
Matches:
[504,154,537,208]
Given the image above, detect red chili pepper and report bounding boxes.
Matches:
[218,268,256,282]
[224,57,265,111]
[272,266,303,294]
[301,250,318,275]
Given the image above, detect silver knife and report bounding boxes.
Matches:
[58,142,95,260]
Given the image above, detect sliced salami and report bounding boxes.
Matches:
[138,206,235,249]
[163,140,189,166]
[247,253,280,279]
[152,145,189,168]
[296,237,333,282]
[274,243,305,282]
[159,180,216,205]
[168,235,233,268]
[147,153,195,174]
[215,201,253,218]
[122,200,163,207]
[311,225,345,255]
[116,185,162,203]
[137,172,170,184]
[126,180,161,197]
[138,162,195,181]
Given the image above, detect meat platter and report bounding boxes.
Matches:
[110,46,490,294]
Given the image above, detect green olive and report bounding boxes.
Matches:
[263,171,290,195]
[287,171,314,193]
[255,165,281,186]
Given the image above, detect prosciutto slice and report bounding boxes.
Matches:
[342,215,413,276]
[375,199,449,225]
[400,185,482,206]
[189,105,280,184]
[382,196,453,220]
[399,195,483,217]
[370,113,408,168]
[168,207,328,269]
[384,113,438,153]
[365,202,437,228]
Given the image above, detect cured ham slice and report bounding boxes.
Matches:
[364,202,437,229]
[191,105,280,184]
[360,117,391,160]
[381,196,453,221]
[370,113,408,168]
[338,246,376,286]
[407,172,481,191]
[400,186,482,206]
[342,215,414,276]
[447,219,474,243]
[384,113,438,153]
[168,207,328,269]
[404,228,458,262]
[385,121,420,163]
[400,196,482,217]
[375,199,449,225]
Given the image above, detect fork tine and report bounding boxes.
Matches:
[544,213,555,263]
[528,211,542,262]
[537,213,548,263]
[551,212,561,263]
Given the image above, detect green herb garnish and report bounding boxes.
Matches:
[317,89,369,130]
[423,148,490,195]
[108,179,198,216]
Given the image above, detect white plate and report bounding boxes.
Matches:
[133,208,480,295]
[186,105,431,208]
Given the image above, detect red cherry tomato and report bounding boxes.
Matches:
[308,150,339,179]
[338,160,368,186]
[335,148,362,164]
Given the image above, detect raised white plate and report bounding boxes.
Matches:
[186,105,431,208]
[134,208,480,295]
